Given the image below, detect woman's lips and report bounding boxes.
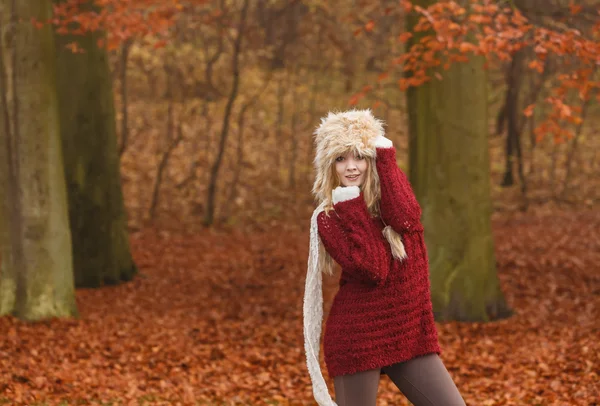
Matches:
[346,175,359,180]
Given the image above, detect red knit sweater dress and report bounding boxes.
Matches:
[317,146,441,378]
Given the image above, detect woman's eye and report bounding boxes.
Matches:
[336,156,344,162]
[356,155,364,160]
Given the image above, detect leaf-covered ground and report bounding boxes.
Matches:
[0,208,598,405]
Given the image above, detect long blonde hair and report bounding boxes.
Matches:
[318,152,407,276]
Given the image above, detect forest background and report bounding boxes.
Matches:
[0,0,598,405]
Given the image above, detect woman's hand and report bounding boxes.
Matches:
[374,135,393,149]
[332,185,360,205]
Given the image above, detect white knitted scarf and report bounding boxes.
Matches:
[303,201,337,406]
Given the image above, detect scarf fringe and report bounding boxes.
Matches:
[303,202,337,406]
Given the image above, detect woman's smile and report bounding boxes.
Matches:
[336,152,368,187]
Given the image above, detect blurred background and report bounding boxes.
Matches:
[0,0,598,405]
[115,1,599,229]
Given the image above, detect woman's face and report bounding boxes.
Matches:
[335,151,368,187]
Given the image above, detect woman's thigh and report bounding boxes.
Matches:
[333,368,381,406]
[383,354,466,406]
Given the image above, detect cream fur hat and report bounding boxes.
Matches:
[311,108,384,203]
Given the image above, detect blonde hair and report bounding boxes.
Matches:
[318,151,407,276]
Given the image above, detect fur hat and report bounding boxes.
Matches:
[311,108,384,203]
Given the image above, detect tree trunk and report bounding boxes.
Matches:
[289,74,299,191]
[222,72,272,221]
[275,73,285,182]
[204,0,249,226]
[501,50,525,188]
[562,95,591,197]
[406,2,511,322]
[0,0,77,320]
[118,38,133,157]
[53,0,137,287]
[149,94,183,219]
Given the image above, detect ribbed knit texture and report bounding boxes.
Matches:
[316,146,441,378]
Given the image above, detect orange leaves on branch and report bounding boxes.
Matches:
[557,101,572,120]
[523,104,535,118]
[377,72,389,82]
[533,43,548,55]
[398,74,430,91]
[401,0,413,13]
[534,92,588,142]
[31,17,47,30]
[458,41,477,54]
[153,39,168,49]
[468,13,491,25]
[65,41,85,53]
[528,59,544,73]
[571,115,583,126]
[392,1,600,143]
[398,31,413,43]
[349,93,364,106]
[568,1,583,15]
[51,0,203,49]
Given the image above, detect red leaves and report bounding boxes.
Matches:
[528,59,544,73]
[153,39,168,49]
[568,1,583,15]
[354,19,376,37]
[458,41,477,54]
[65,41,85,53]
[523,104,535,118]
[51,0,198,48]
[377,72,389,82]
[0,211,599,404]
[398,31,413,43]
[349,86,373,106]
[386,1,600,143]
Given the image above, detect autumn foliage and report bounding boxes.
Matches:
[49,1,600,144]
[49,0,200,51]
[1,1,598,405]
[351,0,600,144]
[1,209,599,405]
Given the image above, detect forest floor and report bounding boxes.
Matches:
[0,206,598,406]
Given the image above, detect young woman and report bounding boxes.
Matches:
[303,109,466,406]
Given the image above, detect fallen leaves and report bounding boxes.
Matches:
[0,208,599,405]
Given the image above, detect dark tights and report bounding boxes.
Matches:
[333,354,466,406]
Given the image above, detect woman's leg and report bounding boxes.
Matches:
[382,354,466,406]
[333,368,381,406]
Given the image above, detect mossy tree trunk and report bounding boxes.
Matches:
[0,0,77,320]
[405,0,512,322]
[52,0,137,287]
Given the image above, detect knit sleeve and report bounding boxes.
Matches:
[375,146,423,233]
[317,194,391,286]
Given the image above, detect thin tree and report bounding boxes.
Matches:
[204,0,250,226]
